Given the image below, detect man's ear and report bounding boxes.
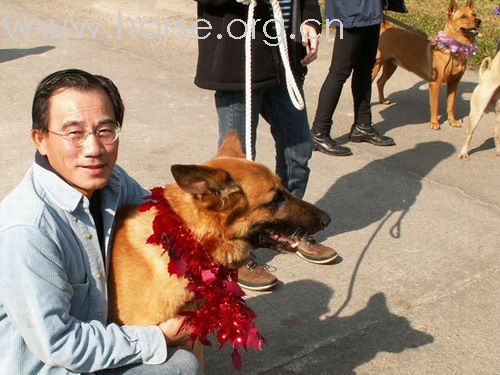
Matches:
[32,129,48,156]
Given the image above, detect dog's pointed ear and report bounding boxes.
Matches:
[171,164,242,209]
[479,56,491,75]
[216,131,245,159]
[448,0,458,15]
[465,0,474,8]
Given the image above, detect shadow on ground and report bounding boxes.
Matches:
[205,280,434,374]
[315,141,455,241]
[374,79,477,133]
[336,79,477,145]
[0,46,55,63]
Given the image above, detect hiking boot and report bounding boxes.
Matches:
[311,133,352,156]
[295,236,339,264]
[348,123,395,146]
[237,258,278,291]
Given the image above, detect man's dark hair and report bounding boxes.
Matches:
[32,69,124,132]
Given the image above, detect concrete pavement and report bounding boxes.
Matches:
[1,1,499,373]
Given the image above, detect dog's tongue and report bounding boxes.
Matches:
[270,232,299,248]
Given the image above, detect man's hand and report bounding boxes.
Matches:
[159,315,192,350]
[300,24,320,66]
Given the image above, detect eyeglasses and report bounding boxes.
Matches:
[47,121,121,147]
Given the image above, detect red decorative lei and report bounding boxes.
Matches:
[138,187,265,370]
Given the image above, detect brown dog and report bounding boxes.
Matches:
[372,0,480,130]
[459,48,500,159]
[107,132,330,367]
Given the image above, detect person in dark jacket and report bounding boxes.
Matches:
[310,0,396,157]
[194,0,340,292]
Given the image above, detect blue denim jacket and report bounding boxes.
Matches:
[326,0,383,28]
[0,163,167,374]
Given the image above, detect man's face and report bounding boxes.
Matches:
[32,88,119,197]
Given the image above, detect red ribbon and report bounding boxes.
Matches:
[138,187,265,369]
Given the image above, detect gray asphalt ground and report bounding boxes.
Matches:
[1,1,499,374]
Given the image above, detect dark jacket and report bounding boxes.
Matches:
[194,0,322,91]
[325,0,383,29]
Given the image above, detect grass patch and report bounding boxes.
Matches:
[319,0,499,67]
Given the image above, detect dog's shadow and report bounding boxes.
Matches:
[468,137,496,156]
[334,79,477,139]
[0,46,55,63]
[205,280,434,374]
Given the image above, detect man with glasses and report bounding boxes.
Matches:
[0,69,200,375]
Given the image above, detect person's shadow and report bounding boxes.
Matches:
[0,46,54,63]
[204,280,434,374]
[259,141,454,272]
[314,141,455,242]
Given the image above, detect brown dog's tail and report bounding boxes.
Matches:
[380,18,391,34]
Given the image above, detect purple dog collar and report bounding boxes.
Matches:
[433,31,478,59]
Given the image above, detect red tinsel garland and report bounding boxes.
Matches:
[138,187,265,370]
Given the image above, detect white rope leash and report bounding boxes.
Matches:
[245,0,257,160]
[268,0,304,111]
[243,0,305,160]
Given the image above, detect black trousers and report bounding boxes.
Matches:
[312,24,380,135]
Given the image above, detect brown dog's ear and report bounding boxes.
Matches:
[216,131,245,159]
[465,0,474,8]
[171,164,242,209]
[448,0,458,15]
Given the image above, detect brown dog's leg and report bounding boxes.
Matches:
[377,61,398,104]
[371,52,382,82]
[428,82,441,129]
[446,79,462,127]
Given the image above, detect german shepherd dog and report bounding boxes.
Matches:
[372,0,481,130]
[459,47,500,160]
[107,132,330,367]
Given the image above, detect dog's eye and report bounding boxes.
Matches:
[267,190,285,208]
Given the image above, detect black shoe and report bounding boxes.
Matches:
[348,123,395,146]
[311,133,352,156]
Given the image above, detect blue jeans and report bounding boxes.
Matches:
[94,348,200,375]
[215,82,312,199]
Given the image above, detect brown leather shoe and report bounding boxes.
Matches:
[295,236,339,264]
[237,258,278,291]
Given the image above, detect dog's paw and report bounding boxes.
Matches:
[458,152,469,160]
[448,119,462,128]
[430,122,441,130]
